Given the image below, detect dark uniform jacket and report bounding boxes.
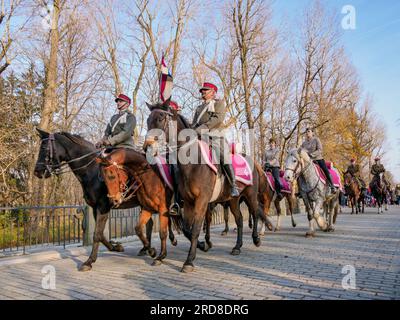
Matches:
[103,110,136,148]
[371,163,385,176]
[346,164,360,176]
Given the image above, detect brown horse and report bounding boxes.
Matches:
[344,172,364,214]
[256,163,296,234]
[145,102,262,273]
[33,130,176,271]
[97,148,181,265]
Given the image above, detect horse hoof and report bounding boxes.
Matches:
[221,231,228,236]
[292,223,297,228]
[305,232,315,238]
[148,248,157,258]
[112,244,124,252]
[138,248,147,256]
[206,241,213,250]
[274,227,281,232]
[253,238,261,247]
[231,248,241,256]
[259,231,265,236]
[152,259,162,266]
[197,241,207,252]
[181,264,194,273]
[266,223,273,231]
[79,263,92,272]
[171,239,178,246]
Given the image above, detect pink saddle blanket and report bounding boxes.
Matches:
[315,161,343,190]
[198,140,253,186]
[265,171,292,194]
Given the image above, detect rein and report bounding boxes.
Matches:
[102,161,145,204]
[285,153,321,196]
[38,133,101,176]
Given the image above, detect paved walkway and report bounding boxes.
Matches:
[0,207,399,300]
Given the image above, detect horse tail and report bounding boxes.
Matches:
[169,214,184,233]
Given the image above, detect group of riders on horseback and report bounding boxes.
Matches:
[94,83,388,215]
[32,81,391,272]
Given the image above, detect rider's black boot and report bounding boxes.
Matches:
[224,164,240,197]
[169,164,181,216]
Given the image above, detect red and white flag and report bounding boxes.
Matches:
[159,55,173,102]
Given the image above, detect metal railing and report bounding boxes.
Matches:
[0,203,252,256]
[0,205,85,256]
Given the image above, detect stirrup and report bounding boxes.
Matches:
[169,203,181,216]
[231,186,240,197]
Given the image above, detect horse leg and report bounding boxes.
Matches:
[181,200,208,273]
[259,191,274,232]
[137,216,153,256]
[135,210,157,258]
[313,200,328,232]
[304,201,315,238]
[274,198,281,232]
[326,200,335,232]
[204,206,213,250]
[248,212,253,229]
[243,190,261,247]
[355,195,359,214]
[221,205,230,236]
[79,210,108,271]
[153,212,169,266]
[168,218,178,246]
[228,198,243,255]
[287,194,297,228]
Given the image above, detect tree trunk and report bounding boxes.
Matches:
[39,0,60,131]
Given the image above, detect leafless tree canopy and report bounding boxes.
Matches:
[0,0,392,206]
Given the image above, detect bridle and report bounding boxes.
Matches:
[285,151,321,196]
[102,161,142,205]
[37,133,100,176]
[284,152,311,181]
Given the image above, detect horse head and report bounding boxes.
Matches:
[96,155,130,207]
[34,129,71,178]
[283,148,310,182]
[144,100,191,153]
[344,172,353,187]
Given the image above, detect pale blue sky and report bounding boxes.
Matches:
[273,0,400,181]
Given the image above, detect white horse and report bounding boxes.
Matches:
[283,148,340,237]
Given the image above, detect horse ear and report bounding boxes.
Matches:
[146,102,154,111]
[36,128,49,138]
[161,98,171,111]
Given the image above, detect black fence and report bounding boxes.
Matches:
[0,205,85,256]
[0,203,252,256]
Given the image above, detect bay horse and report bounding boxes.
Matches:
[33,129,177,271]
[370,173,388,214]
[97,148,182,265]
[144,102,262,273]
[344,172,364,214]
[283,148,339,237]
[256,163,297,234]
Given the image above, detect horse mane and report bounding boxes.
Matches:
[58,132,95,149]
[149,103,192,129]
[297,148,310,162]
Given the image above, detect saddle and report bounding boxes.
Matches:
[198,140,253,185]
[314,161,343,191]
[265,170,292,194]
[153,140,253,201]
